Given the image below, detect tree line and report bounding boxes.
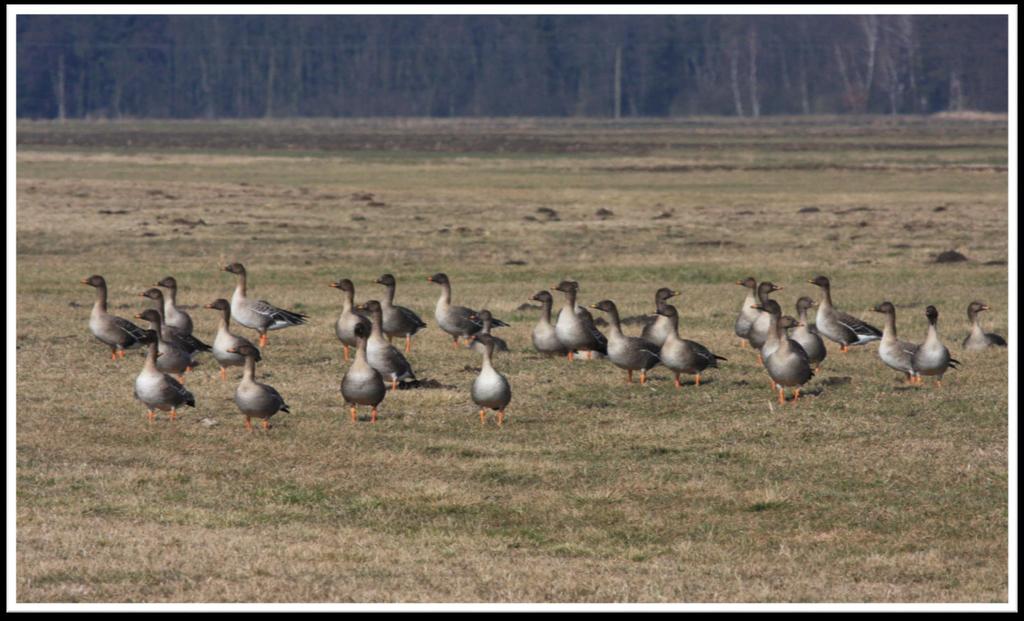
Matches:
[16,14,1008,120]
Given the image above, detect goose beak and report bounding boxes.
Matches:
[328,282,340,288]
[774,286,784,291]
[134,313,144,319]
[426,277,434,282]
[203,303,213,309]
[751,304,764,310]
[156,352,163,359]
[80,278,90,285]
[807,280,816,285]
[981,304,990,311]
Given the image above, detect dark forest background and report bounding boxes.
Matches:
[16,14,1009,120]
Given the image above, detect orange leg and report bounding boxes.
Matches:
[118,349,127,359]
[740,340,748,349]
[147,410,156,423]
[371,407,378,423]
[185,365,193,374]
[261,419,270,430]
[343,345,350,362]
[627,369,633,384]
[259,333,268,348]
[452,337,460,349]
[841,344,849,353]
[640,370,647,385]
[567,351,575,361]
[793,388,801,402]
[674,372,681,389]
[350,406,357,423]
[587,350,593,360]
[245,416,253,432]
[405,335,412,354]
[695,374,701,387]
[178,374,186,384]
[935,378,942,388]
[757,354,763,365]
[220,367,227,382]
[391,378,398,391]
[110,350,118,362]
[480,409,486,424]
[169,407,177,421]
[497,410,505,427]
[778,387,786,404]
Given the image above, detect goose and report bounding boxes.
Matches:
[81,275,147,360]
[911,306,961,387]
[469,334,512,426]
[134,330,195,423]
[469,310,510,355]
[808,276,881,352]
[872,302,920,384]
[427,273,507,347]
[733,277,760,347]
[222,263,308,348]
[140,288,211,357]
[227,344,290,431]
[589,300,660,384]
[552,280,608,360]
[154,276,194,335]
[755,300,787,362]
[375,274,427,354]
[134,309,193,381]
[640,287,680,347]
[329,278,371,363]
[529,291,569,357]
[963,302,1007,351]
[791,297,827,369]
[340,323,387,423]
[204,298,259,382]
[759,309,813,404]
[656,304,726,388]
[355,300,417,390]
[747,281,783,352]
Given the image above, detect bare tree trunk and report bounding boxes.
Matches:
[896,16,919,113]
[834,44,856,113]
[798,46,810,114]
[265,48,276,118]
[747,26,760,118]
[860,16,879,111]
[613,45,622,119]
[199,55,215,118]
[949,69,964,111]
[729,38,744,117]
[55,53,67,122]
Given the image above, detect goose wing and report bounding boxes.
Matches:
[576,307,608,354]
[169,327,212,353]
[161,374,196,407]
[449,304,484,334]
[113,316,147,346]
[251,299,309,329]
[397,305,427,330]
[684,339,727,368]
[261,383,290,413]
[834,310,882,343]
[988,332,1007,347]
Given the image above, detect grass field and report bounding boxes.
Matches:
[15,117,1009,604]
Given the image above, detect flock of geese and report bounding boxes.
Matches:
[81,265,1007,430]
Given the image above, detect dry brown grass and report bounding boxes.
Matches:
[15,117,1008,603]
